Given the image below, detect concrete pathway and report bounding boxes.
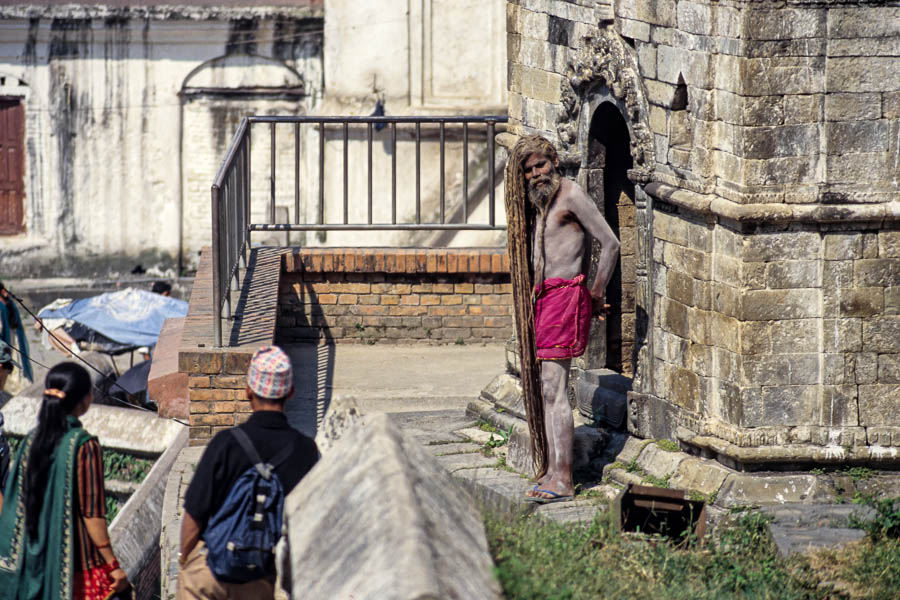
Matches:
[282,342,614,523]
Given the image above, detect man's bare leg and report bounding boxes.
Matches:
[527,359,575,499]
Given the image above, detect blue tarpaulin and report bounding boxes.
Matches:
[38,288,188,348]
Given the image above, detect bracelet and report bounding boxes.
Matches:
[95,539,112,550]
[101,559,121,575]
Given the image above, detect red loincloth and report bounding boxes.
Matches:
[533,273,592,360]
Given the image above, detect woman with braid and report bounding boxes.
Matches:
[0,362,130,599]
[505,135,619,502]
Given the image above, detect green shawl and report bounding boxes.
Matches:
[0,416,93,600]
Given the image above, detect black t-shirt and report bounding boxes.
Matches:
[184,411,318,530]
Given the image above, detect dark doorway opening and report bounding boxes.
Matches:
[0,98,24,235]
[588,103,634,374]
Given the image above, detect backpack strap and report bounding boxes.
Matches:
[267,442,295,471]
[230,427,273,480]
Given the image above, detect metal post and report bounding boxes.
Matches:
[391,122,397,225]
[211,185,222,347]
[318,122,325,225]
[487,121,496,227]
[415,122,421,224]
[439,121,445,224]
[270,123,276,224]
[367,122,373,225]
[462,121,468,224]
[294,122,300,225]
[343,122,349,225]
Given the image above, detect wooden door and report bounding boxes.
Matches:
[0,99,24,234]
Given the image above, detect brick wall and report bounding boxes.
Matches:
[278,248,513,344]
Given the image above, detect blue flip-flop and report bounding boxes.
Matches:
[524,487,573,504]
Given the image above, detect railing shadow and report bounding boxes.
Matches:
[280,283,336,440]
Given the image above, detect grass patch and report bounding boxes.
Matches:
[655,439,681,452]
[485,503,900,600]
[103,450,153,484]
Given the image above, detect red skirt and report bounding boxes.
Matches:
[73,566,115,600]
[534,274,592,360]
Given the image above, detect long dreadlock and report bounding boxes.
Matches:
[504,134,560,478]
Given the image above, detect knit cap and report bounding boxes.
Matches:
[247,345,293,400]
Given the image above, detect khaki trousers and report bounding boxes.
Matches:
[176,542,275,600]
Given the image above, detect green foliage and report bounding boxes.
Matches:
[103,450,153,484]
[484,506,835,600]
[105,496,121,524]
[655,439,680,452]
[842,466,876,482]
[485,425,513,450]
[642,473,671,489]
[809,467,825,476]
[354,322,365,332]
[849,495,900,540]
[455,337,465,345]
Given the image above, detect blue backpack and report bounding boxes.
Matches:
[203,428,293,583]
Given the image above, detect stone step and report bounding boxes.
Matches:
[576,368,633,394]
[575,375,628,428]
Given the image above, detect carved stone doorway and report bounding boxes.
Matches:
[586,102,634,375]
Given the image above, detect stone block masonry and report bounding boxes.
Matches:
[278,248,513,344]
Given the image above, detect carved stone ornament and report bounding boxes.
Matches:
[557,27,655,183]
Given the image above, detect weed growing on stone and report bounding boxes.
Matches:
[849,495,900,540]
[484,504,898,600]
[809,467,826,475]
[642,473,672,488]
[655,439,680,452]
[103,450,153,484]
[843,466,876,482]
[455,337,465,345]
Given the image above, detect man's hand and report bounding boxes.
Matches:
[592,297,611,320]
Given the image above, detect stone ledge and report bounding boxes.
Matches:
[284,247,510,275]
[281,413,502,599]
[647,181,900,225]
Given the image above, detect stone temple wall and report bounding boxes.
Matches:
[506,0,900,468]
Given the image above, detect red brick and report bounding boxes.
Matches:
[374,251,386,272]
[455,283,474,294]
[474,284,493,294]
[179,351,223,375]
[463,295,481,305]
[468,305,484,315]
[480,253,492,272]
[501,253,510,272]
[189,401,210,414]
[456,254,468,272]
[428,306,467,316]
[213,401,236,413]
[385,252,397,272]
[401,294,420,305]
[420,294,441,306]
[190,389,231,401]
[426,253,438,272]
[416,250,428,273]
[353,305,390,316]
[482,294,507,305]
[323,253,334,272]
[225,352,253,375]
[441,295,462,305]
[192,413,235,427]
[338,294,359,304]
[389,306,427,316]
[189,376,210,389]
[484,316,511,327]
[358,294,380,305]
[406,251,418,273]
[436,252,448,273]
[447,253,459,272]
[491,253,503,273]
[381,294,400,305]
[236,401,253,413]
[211,375,245,389]
[433,283,453,293]
[411,283,433,293]
[310,253,324,272]
[318,293,338,304]
[495,283,512,294]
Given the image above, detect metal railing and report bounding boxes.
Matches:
[210,114,508,347]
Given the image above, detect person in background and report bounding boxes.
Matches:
[0,341,18,497]
[151,281,172,297]
[0,362,130,599]
[0,281,32,392]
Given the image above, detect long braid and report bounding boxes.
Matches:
[505,134,559,478]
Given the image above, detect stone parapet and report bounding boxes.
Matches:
[280,413,502,599]
[279,247,513,344]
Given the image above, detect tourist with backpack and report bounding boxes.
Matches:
[177,345,318,600]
